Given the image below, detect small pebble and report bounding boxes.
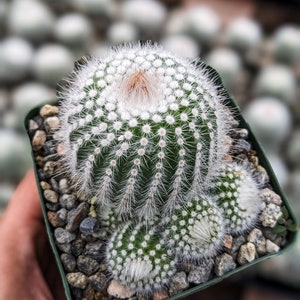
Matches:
[43,189,58,203]
[88,272,108,292]
[253,165,269,187]
[57,208,68,221]
[56,242,72,254]
[54,227,76,244]
[61,253,77,272]
[153,291,169,300]
[60,194,77,209]
[237,242,256,265]
[28,119,39,134]
[235,128,249,139]
[223,234,233,250]
[214,253,237,276]
[168,272,189,296]
[43,161,56,178]
[187,259,213,284]
[32,130,46,151]
[66,202,89,231]
[66,272,88,289]
[44,116,60,132]
[260,188,282,205]
[247,228,264,246]
[40,181,51,190]
[82,284,95,299]
[59,178,70,194]
[83,241,104,261]
[71,238,86,257]
[50,177,60,192]
[57,143,66,156]
[47,211,65,227]
[247,228,267,255]
[107,280,135,299]
[80,217,100,235]
[77,255,99,276]
[260,203,282,228]
[40,104,59,117]
[265,239,280,253]
[228,235,246,254]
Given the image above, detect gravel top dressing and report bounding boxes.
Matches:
[27,103,294,300]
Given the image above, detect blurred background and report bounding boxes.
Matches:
[0,0,299,298]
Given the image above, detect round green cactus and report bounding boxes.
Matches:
[211,162,264,233]
[163,195,225,259]
[106,220,176,293]
[58,44,233,221]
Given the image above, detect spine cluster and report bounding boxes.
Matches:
[57,44,265,296]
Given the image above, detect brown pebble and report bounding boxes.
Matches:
[43,189,58,203]
[66,272,88,289]
[153,291,169,300]
[82,284,95,299]
[44,116,60,132]
[32,130,47,151]
[47,211,65,227]
[56,144,66,156]
[40,181,51,190]
[223,234,233,249]
[237,242,256,265]
[107,280,135,299]
[40,104,59,117]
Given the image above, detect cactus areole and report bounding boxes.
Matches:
[57,44,266,295]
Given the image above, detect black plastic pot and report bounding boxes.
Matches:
[25,65,297,300]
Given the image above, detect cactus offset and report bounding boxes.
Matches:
[211,162,264,233]
[162,195,225,259]
[106,221,176,293]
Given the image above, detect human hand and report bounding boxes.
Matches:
[0,169,66,300]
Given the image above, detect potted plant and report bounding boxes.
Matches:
[26,44,297,300]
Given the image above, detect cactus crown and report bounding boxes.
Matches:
[58,44,233,221]
[57,44,265,296]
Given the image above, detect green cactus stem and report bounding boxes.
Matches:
[58,44,233,222]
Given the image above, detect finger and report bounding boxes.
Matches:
[3,169,42,226]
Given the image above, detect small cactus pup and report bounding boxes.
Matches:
[106,220,177,296]
[211,162,265,234]
[162,195,225,260]
[57,44,234,222]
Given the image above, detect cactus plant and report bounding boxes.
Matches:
[58,44,234,222]
[56,44,273,297]
[106,220,177,293]
[211,162,264,233]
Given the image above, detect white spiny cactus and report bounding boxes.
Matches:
[106,221,176,293]
[56,44,271,296]
[163,195,225,259]
[212,162,264,233]
[58,44,233,222]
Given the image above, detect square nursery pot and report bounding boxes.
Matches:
[25,64,297,300]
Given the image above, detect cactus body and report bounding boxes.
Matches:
[106,221,176,293]
[212,163,264,233]
[58,44,233,221]
[163,195,225,259]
